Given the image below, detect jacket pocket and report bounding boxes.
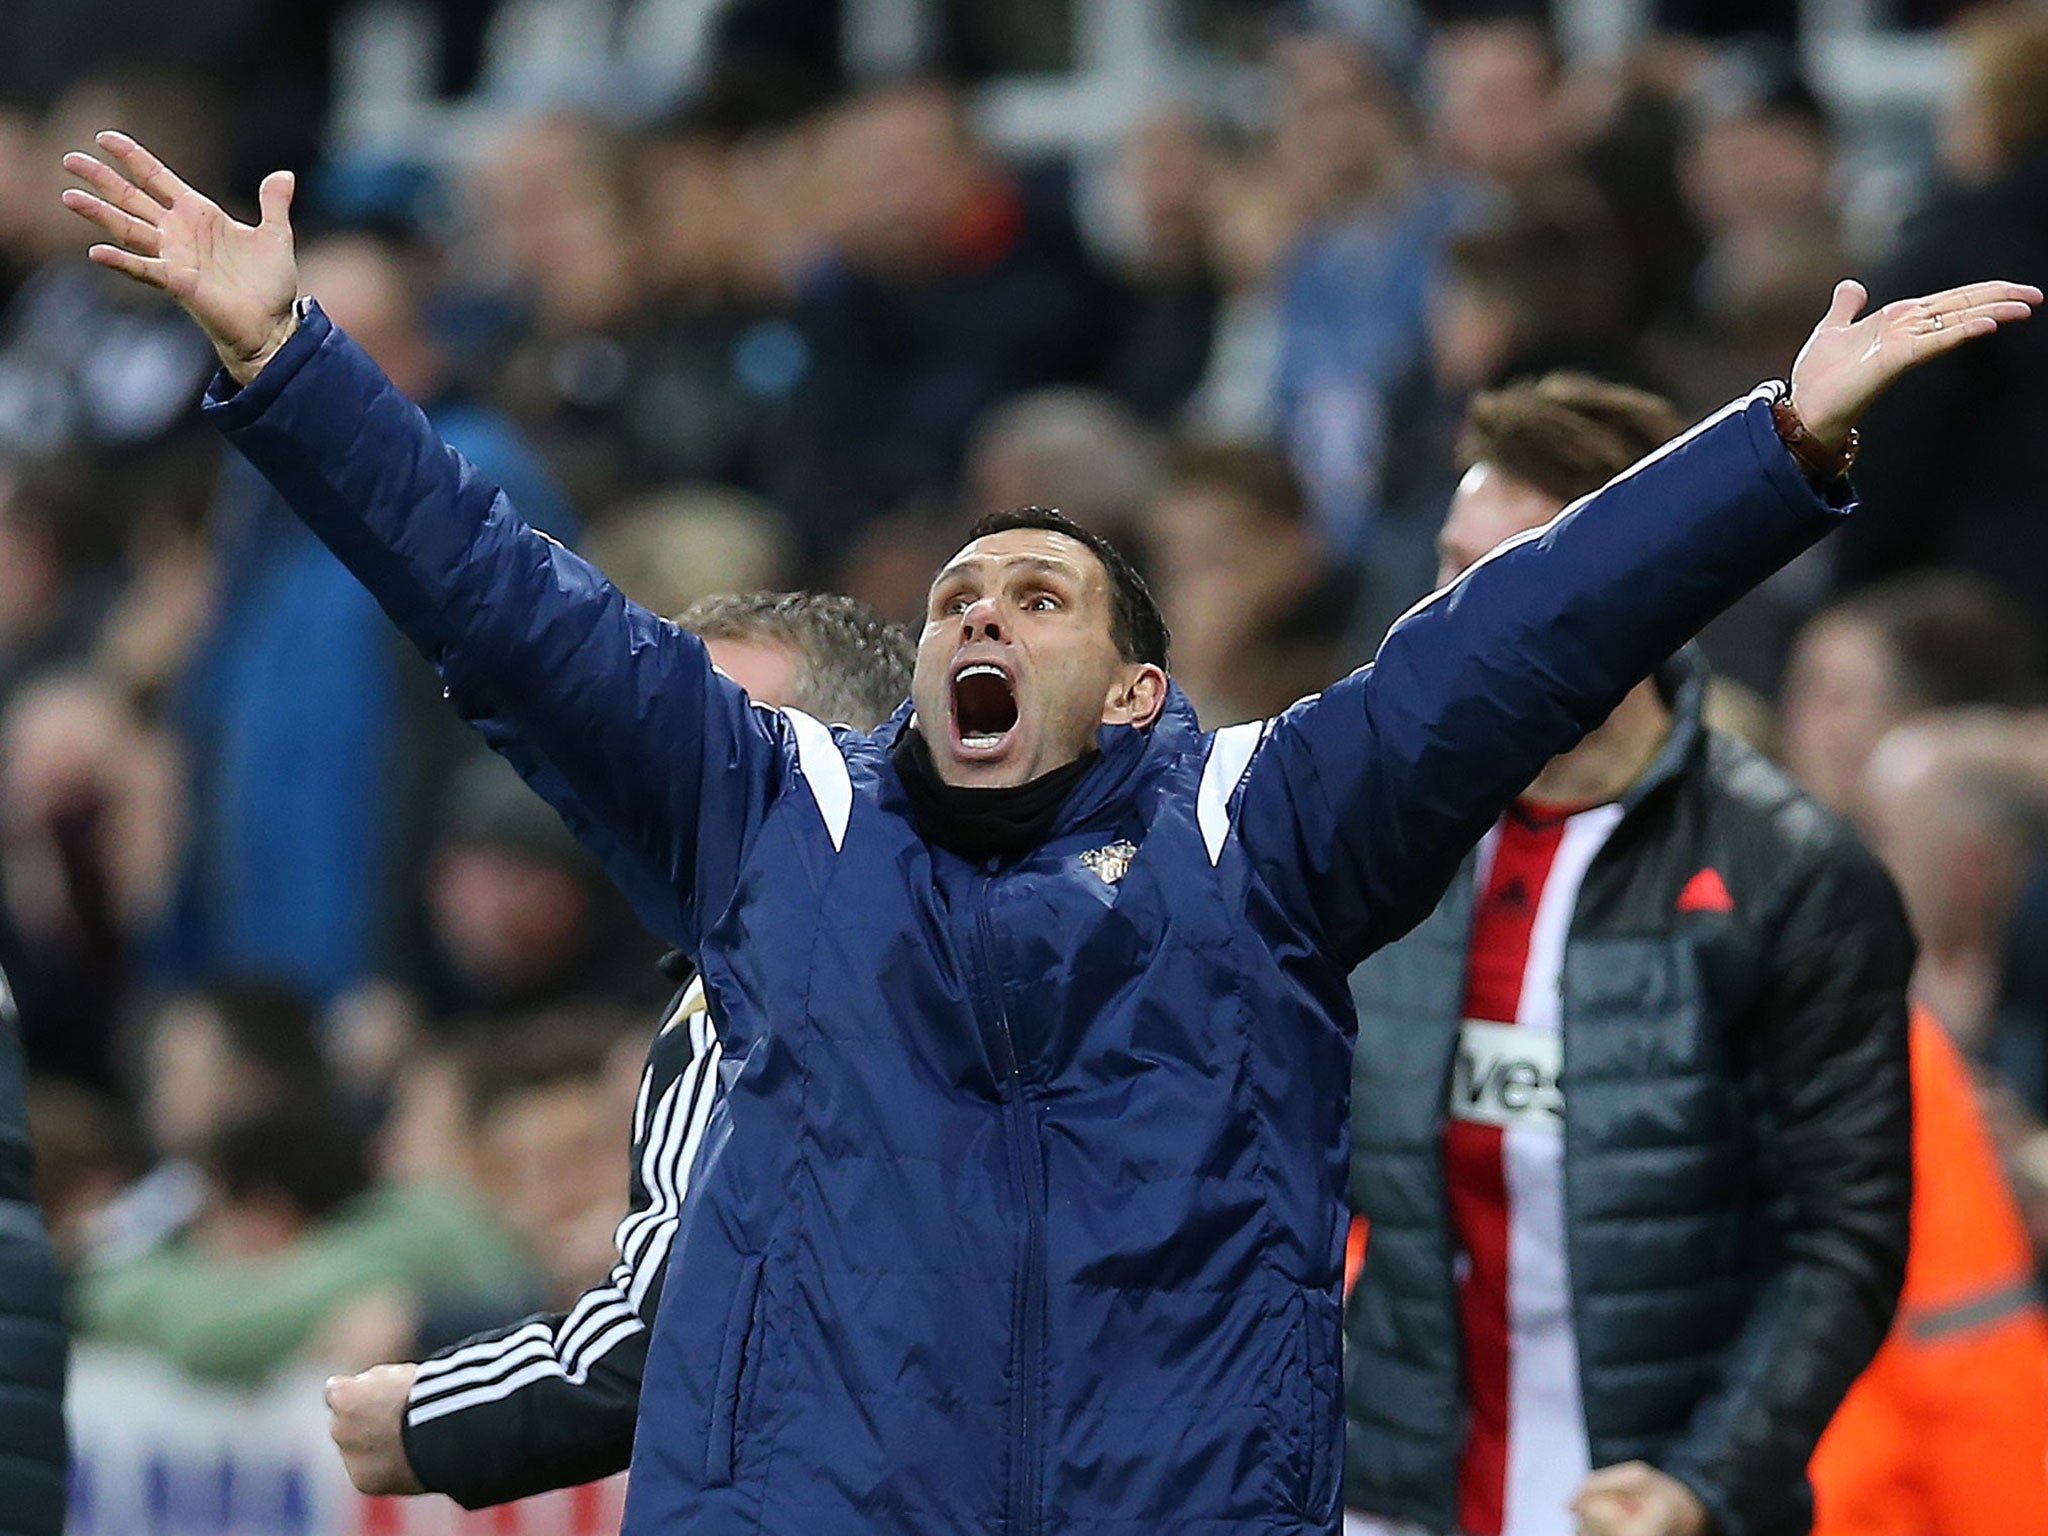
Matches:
[1285,1285,1342,1520]
[705,1254,766,1485]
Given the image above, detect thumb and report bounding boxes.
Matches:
[257,169,295,230]
[1825,277,1867,327]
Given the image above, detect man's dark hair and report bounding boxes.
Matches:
[962,507,1171,669]
[1460,371,1684,505]
[1824,572,2048,712]
[679,591,915,729]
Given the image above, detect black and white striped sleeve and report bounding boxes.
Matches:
[399,976,724,1508]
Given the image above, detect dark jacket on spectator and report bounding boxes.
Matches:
[1344,657,1914,1536]
[0,938,68,1536]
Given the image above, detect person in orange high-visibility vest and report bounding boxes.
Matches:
[1810,1007,2048,1536]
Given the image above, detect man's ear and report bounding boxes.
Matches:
[1104,663,1169,729]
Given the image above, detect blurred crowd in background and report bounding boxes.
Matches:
[6,0,2048,1389]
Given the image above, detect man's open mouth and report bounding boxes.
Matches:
[951,661,1019,753]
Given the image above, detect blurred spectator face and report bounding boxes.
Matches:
[0,672,183,937]
[1858,719,2039,1052]
[471,114,638,332]
[0,107,37,268]
[426,843,597,1001]
[816,82,984,277]
[296,237,441,400]
[585,488,795,620]
[375,1047,470,1185]
[26,1079,146,1267]
[142,997,268,1161]
[1428,20,1565,186]
[1272,34,1412,221]
[1681,109,1831,239]
[0,475,59,651]
[1942,3,2048,185]
[640,136,749,301]
[1783,577,2046,819]
[1429,272,1519,396]
[1205,154,1302,294]
[1146,444,1327,723]
[473,1062,630,1303]
[966,389,1164,545]
[1779,613,1905,816]
[1117,109,1218,276]
[1427,190,1626,395]
[1150,476,1312,668]
[1434,461,1563,585]
[704,632,801,706]
[1695,217,1847,380]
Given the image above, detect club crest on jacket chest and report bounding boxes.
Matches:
[1079,839,1139,885]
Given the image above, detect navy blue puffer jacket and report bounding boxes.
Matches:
[206,308,1850,1536]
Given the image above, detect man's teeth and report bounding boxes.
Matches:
[962,732,1005,748]
[957,663,1007,682]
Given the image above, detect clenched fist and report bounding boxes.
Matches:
[1571,1461,1708,1536]
[326,1362,427,1496]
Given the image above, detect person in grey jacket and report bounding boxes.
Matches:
[1344,374,1914,1536]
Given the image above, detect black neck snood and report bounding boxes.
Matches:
[892,727,1097,861]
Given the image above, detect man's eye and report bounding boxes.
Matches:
[942,595,970,615]
[1027,593,1060,612]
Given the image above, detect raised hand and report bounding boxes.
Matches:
[1789,277,2040,449]
[60,130,300,384]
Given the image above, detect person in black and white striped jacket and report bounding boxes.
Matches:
[324,592,913,1507]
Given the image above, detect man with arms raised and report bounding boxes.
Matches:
[61,133,2032,1535]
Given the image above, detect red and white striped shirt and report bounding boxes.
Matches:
[1444,799,1622,1536]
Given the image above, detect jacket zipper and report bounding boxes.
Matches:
[971,880,1044,1536]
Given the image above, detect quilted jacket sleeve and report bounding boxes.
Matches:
[1658,828,1914,1536]
[202,306,784,949]
[1234,389,1854,968]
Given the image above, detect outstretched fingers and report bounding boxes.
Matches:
[62,150,167,223]
[84,243,169,290]
[94,129,198,210]
[1892,304,2022,366]
[60,188,160,256]
[1924,279,2045,314]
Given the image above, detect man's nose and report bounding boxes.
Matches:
[961,596,1005,642]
